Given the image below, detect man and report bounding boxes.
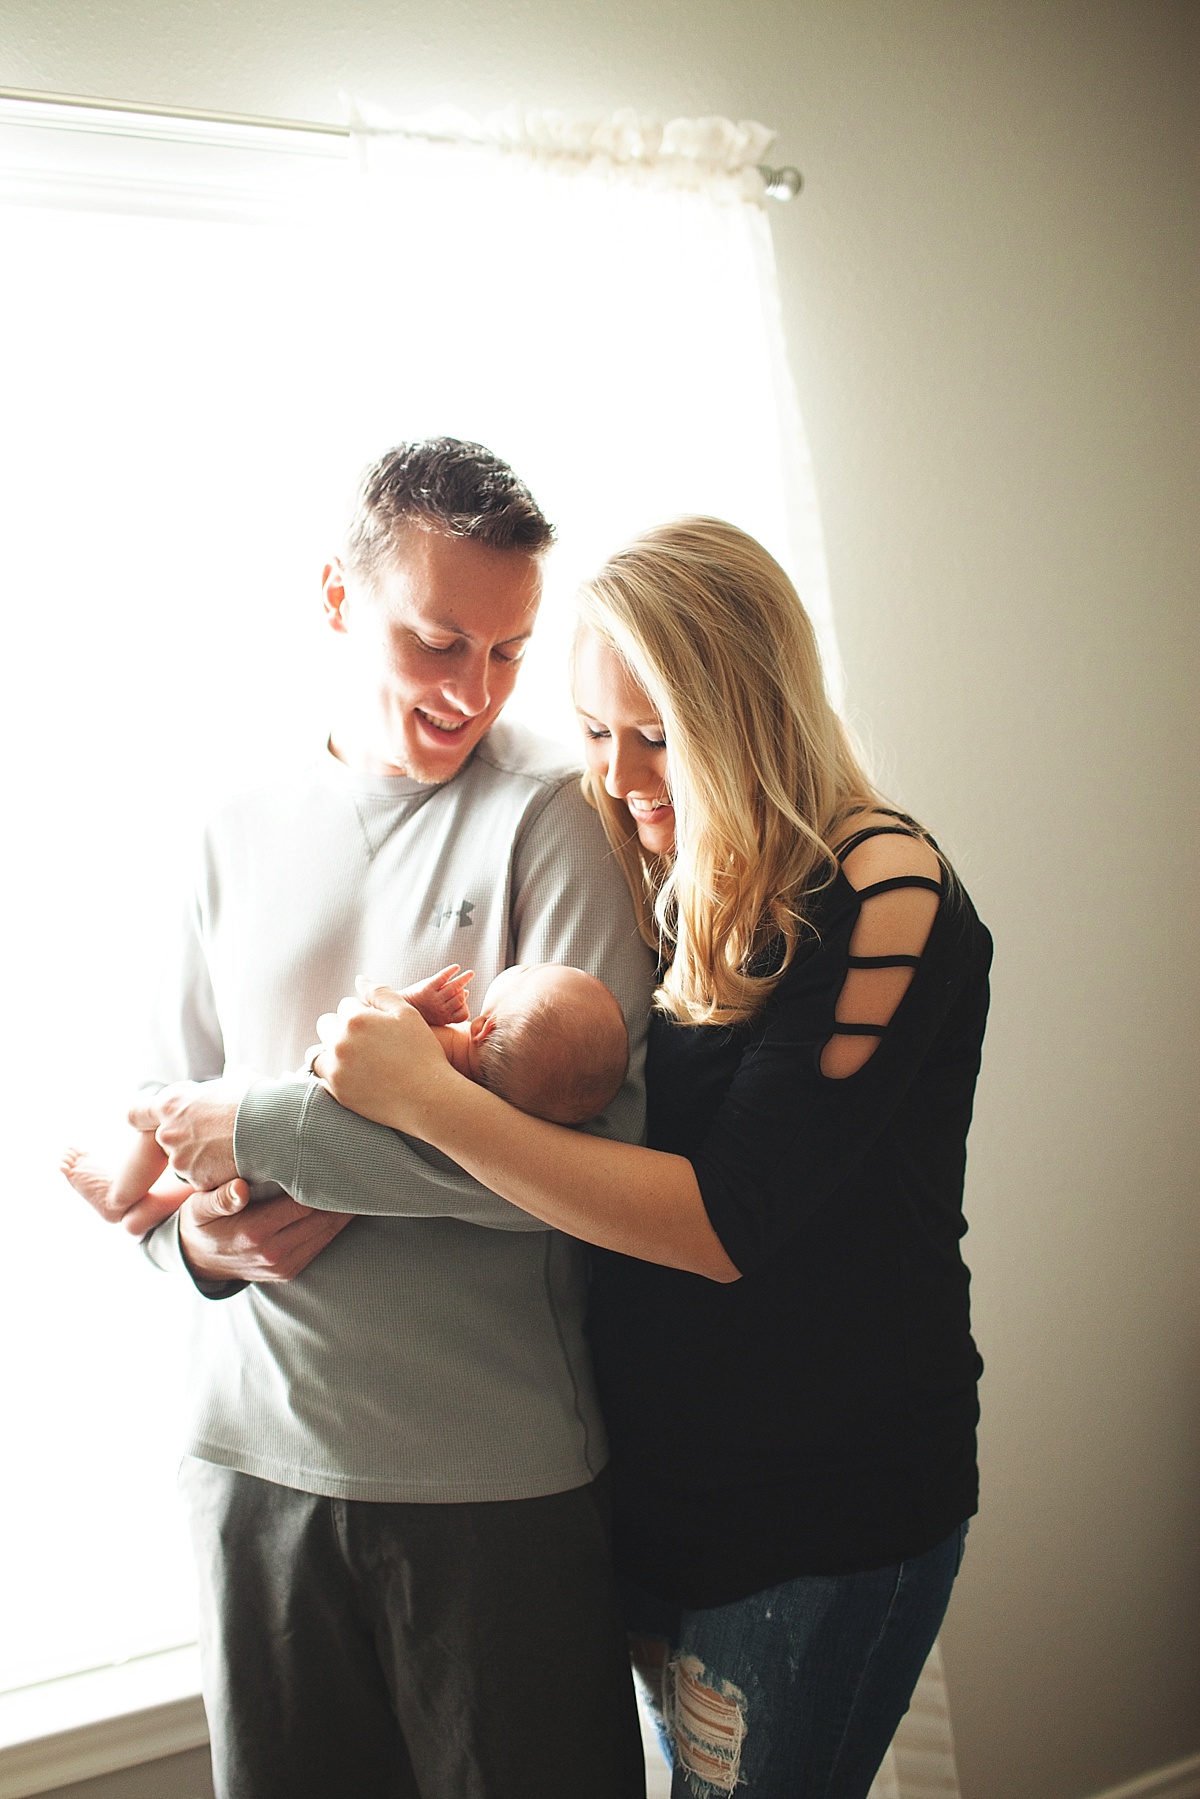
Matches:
[132,440,653,1799]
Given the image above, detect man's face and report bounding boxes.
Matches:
[326,529,542,781]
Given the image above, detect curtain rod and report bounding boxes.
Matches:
[0,84,349,137]
[0,84,802,197]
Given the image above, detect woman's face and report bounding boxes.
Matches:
[573,630,675,856]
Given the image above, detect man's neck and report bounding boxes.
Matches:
[327,728,411,779]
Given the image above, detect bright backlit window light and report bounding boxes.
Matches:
[0,104,832,1694]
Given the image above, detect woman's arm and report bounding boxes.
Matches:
[313,833,983,1283]
[312,993,741,1282]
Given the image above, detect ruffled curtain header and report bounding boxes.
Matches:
[347,100,778,201]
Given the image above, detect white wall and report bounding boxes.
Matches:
[3,5,1195,1797]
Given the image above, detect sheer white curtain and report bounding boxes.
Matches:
[0,98,953,1799]
[0,92,836,1696]
[339,104,841,733]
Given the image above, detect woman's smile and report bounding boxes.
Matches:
[572,630,675,854]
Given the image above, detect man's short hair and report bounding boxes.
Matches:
[345,438,555,584]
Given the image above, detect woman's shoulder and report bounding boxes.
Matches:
[790,811,944,946]
[840,810,991,982]
[827,810,990,951]
[830,809,943,889]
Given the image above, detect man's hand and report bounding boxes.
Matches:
[127,1078,248,1191]
[178,1180,354,1284]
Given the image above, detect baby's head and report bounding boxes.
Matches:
[469,964,629,1125]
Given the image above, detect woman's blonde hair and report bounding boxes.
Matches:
[576,517,882,1026]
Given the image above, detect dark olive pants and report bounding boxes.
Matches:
[180,1458,645,1799]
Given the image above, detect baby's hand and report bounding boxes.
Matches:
[395,964,474,1027]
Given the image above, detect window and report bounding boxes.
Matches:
[0,96,833,1697]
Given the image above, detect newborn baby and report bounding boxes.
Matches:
[61,961,629,1233]
[420,961,630,1127]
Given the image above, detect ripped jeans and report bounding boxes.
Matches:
[622,1523,968,1799]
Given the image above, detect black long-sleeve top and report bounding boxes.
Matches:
[589,848,992,1606]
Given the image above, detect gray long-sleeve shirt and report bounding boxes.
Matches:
[145,721,654,1502]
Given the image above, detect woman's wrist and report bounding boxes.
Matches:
[384,1052,469,1139]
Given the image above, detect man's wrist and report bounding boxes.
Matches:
[143,1208,246,1300]
[233,1073,312,1192]
[175,1205,230,1294]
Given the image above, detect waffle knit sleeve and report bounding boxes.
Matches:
[234,779,653,1226]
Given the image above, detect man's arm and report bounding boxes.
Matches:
[233,1072,549,1231]
[154,1178,353,1285]
[140,861,228,1095]
[232,778,654,1226]
[124,832,535,1269]
[507,774,652,1155]
[134,851,350,1289]
[137,866,236,1284]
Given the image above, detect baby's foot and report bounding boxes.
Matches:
[60,1147,116,1214]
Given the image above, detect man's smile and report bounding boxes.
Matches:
[415,708,475,736]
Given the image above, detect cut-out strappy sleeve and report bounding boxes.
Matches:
[672,821,991,1275]
[820,830,943,1079]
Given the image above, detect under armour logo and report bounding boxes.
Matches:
[432,900,475,929]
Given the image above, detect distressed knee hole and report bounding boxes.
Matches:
[664,1653,747,1796]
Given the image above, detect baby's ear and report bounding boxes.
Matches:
[470,1015,496,1044]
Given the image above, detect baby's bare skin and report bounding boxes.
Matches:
[63,963,621,1234]
[59,965,476,1234]
[60,1132,186,1235]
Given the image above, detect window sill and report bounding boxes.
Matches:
[0,1648,206,1799]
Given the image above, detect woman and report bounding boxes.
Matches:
[314,517,992,1798]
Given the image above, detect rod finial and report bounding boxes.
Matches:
[758,164,803,201]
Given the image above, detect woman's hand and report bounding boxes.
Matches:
[312,982,455,1132]
[315,983,738,1280]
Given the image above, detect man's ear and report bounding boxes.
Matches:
[470,1015,496,1045]
[322,559,349,634]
